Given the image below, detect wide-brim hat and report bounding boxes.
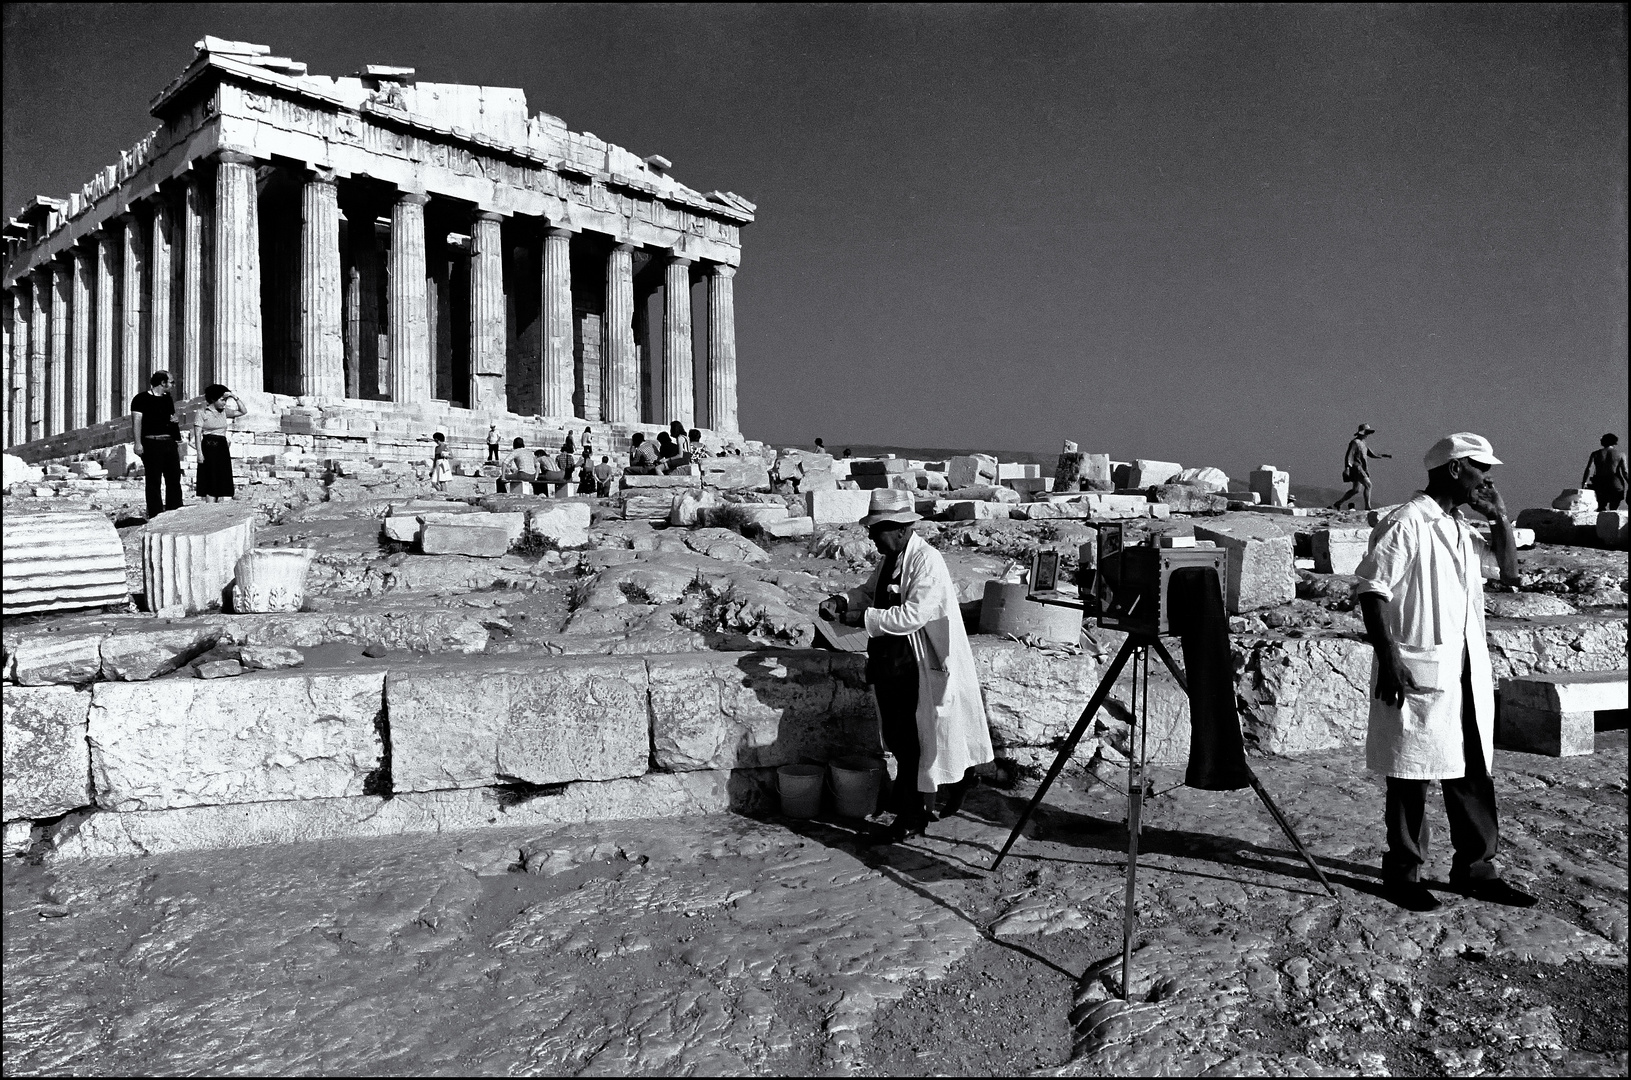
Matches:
[1356,423,1376,436]
[1423,432,1502,471]
[860,487,921,527]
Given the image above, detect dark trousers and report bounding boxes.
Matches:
[487,444,500,462]
[1383,655,1499,886]
[142,438,183,519]
[872,666,924,821]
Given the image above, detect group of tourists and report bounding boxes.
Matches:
[442,419,718,497]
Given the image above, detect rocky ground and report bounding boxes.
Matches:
[4,482,1626,1074]
[3,732,1624,1075]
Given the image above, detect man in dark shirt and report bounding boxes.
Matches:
[131,370,184,519]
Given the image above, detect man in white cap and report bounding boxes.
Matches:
[1353,433,1531,912]
[820,488,994,842]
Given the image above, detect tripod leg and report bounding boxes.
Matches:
[1122,646,1147,1000]
[990,635,1139,870]
[1245,767,1340,900]
[1150,637,1188,694]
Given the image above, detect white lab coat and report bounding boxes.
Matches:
[1353,493,1496,780]
[847,533,995,792]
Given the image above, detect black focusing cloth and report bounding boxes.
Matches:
[1166,565,1252,792]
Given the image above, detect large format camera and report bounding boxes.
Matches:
[1091,524,1228,636]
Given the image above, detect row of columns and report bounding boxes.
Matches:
[4,166,220,446]
[5,154,741,449]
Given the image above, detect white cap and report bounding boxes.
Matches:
[1423,432,1502,471]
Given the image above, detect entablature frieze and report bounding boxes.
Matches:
[8,62,750,286]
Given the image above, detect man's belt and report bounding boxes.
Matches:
[142,434,176,441]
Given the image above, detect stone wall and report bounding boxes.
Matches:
[7,389,750,469]
[5,616,1625,860]
[3,649,880,860]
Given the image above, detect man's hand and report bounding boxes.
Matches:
[839,606,866,628]
[133,443,145,457]
[1464,481,1508,523]
[1374,649,1422,708]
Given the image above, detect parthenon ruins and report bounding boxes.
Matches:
[2,36,752,458]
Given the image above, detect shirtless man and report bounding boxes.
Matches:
[1333,424,1392,510]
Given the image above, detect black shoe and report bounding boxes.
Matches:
[1461,879,1538,908]
[867,816,928,846]
[1383,881,1442,912]
[939,774,979,818]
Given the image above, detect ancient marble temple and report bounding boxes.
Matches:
[1,36,752,454]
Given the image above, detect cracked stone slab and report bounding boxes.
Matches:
[386,656,650,792]
[2,684,94,820]
[87,671,386,811]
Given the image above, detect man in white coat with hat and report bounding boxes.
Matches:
[1354,432,1535,912]
[822,488,994,843]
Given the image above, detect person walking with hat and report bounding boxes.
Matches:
[1333,424,1391,510]
[1353,433,1533,912]
[819,488,993,843]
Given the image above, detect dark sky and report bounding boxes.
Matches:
[5,4,1625,510]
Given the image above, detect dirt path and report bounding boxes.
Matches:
[5,734,1626,1075]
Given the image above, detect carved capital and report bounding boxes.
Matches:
[709,263,737,280]
[215,150,258,168]
[396,190,431,207]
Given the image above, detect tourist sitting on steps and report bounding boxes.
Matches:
[193,383,245,503]
[501,437,534,494]
[626,432,660,475]
[820,488,993,844]
[531,450,551,495]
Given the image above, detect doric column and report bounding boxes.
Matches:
[706,264,739,433]
[148,196,173,389]
[541,226,574,417]
[94,229,117,421]
[28,272,48,442]
[179,175,206,397]
[70,246,92,430]
[662,256,695,428]
[300,169,344,398]
[213,151,263,392]
[602,243,637,423]
[48,260,70,436]
[2,290,12,447]
[388,191,432,404]
[467,210,506,411]
[12,287,31,444]
[119,212,147,394]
